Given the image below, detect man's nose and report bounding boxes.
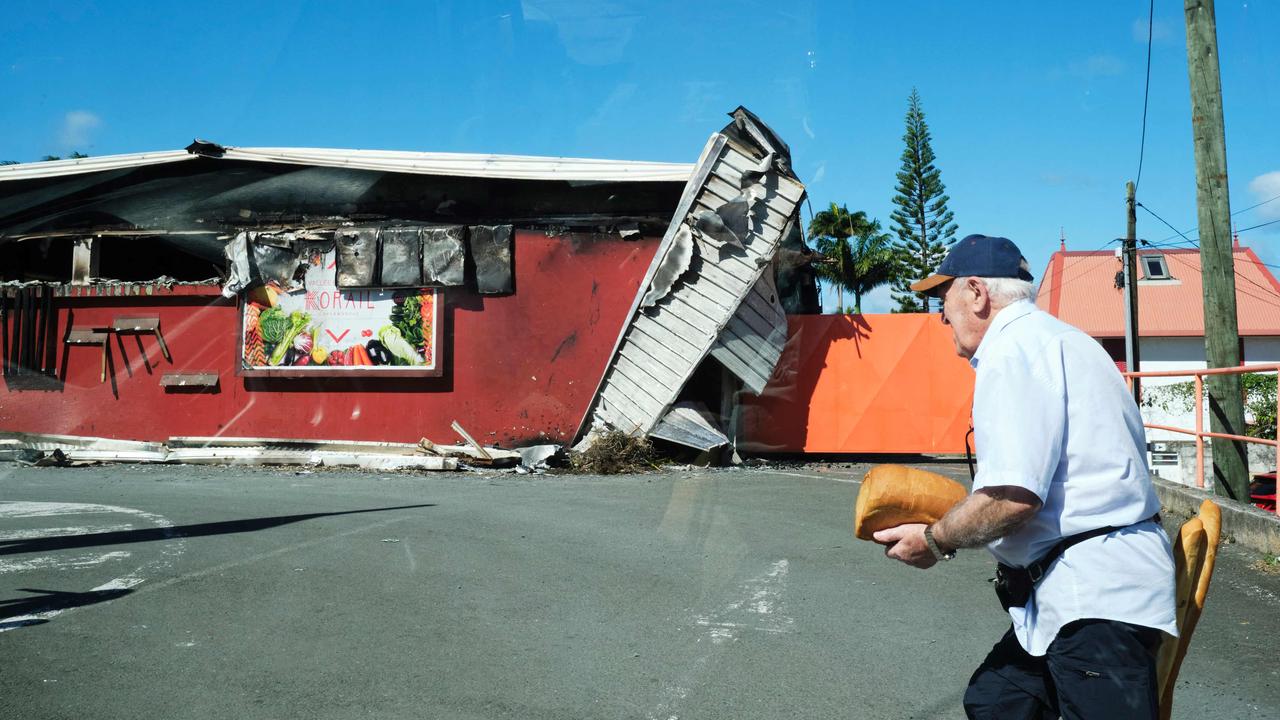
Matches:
[940,312,950,326]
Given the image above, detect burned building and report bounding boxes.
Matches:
[1,108,813,457]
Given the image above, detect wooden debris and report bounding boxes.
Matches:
[420,435,520,467]
[450,420,493,461]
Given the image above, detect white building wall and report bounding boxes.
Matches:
[1134,336,1280,484]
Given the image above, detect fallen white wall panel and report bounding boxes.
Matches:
[649,401,729,451]
[710,266,789,395]
[580,108,805,442]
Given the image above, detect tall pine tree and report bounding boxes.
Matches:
[889,89,958,313]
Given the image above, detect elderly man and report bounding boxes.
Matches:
[873,235,1176,719]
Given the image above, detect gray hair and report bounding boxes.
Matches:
[977,277,1036,306]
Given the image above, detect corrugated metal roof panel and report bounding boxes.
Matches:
[581,108,805,440]
[0,151,195,181]
[1035,247,1280,337]
[0,147,695,183]
[711,270,787,394]
[650,401,729,451]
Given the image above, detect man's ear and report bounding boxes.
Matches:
[970,277,993,314]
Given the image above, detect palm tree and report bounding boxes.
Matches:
[807,203,897,314]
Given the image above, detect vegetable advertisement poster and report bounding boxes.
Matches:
[240,248,441,376]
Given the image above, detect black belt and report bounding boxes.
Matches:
[993,513,1161,610]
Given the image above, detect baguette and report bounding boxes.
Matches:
[854,464,968,541]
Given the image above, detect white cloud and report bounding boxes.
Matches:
[1068,54,1125,78]
[1247,171,1280,222]
[523,1,639,66]
[679,81,724,124]
[858,283,897,314]
[1132,17,1174,44]
[58,110,101,151]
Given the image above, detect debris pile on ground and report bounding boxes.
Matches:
[0,429,571,474]
[416,436,520,468]
[0,431,463,470]
[569,430,662,474]
[515,444,562,473]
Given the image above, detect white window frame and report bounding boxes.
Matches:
[1140,254,1172,280]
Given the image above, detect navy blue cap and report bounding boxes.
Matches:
[909,234,1034,296]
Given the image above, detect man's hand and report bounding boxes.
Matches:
[872,523,937,569]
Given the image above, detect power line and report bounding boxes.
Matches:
[1152,234,1280,304]
[1134,0,1155,192]
[1141,205,1280,254]
[1235,217,1280,234]
[1152,192,1280,244]
[1164,251,1280,310]
[1141,239,1199,250]
[1136,202,1197,245]
[1233,191,1280,217]
[1036,238,1122,299]
[1137,202,1280,298]
[1145,233,1280,273]
[1239,253,1280,274]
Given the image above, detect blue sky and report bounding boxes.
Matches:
[4,1,1278,313]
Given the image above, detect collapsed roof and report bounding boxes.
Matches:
[577,107,808,452]
[2,110,817,455]
[0,145,695,264]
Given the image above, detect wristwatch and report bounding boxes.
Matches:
[924,525,957,561]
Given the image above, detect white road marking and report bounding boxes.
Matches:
[1,502,416,633]
[0,551,131,574]
[0,502,173,525]
[0,501,184,633]
[0,524,135,540]
[767,470,863,485]
[122,514,415,596]
[0,576,147,630]
[0,502,149,518]
[91,575,147,592]
[648,559,794,720]
[693,559,794,644]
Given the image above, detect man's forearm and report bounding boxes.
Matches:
[931,486,1041,551]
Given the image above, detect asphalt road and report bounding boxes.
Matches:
[1,463,1277,719]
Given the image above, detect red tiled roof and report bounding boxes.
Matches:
[1035,246,1280,337]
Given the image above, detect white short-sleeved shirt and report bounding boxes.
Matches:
[969,300,1176,656]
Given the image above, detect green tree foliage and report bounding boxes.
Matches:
[1143,373,1277,440]
[807,203,897,314]
[889,89,958,313]
[37,152,89,162]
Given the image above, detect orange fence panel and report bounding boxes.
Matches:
[739,314,975,454]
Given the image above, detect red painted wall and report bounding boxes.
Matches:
[739,314,975,454]
[0,231,657,446]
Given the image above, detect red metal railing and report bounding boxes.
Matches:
[1124,364,1280,514]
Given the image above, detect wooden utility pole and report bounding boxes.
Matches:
[1185,0,1248,501]
[1123,182,1141,404]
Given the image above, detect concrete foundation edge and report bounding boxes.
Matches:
[1153,477,1280,555]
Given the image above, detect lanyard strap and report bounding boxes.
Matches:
[964,425,976,482]
[1024,513,1161,583]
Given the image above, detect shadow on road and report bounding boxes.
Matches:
[0,586,135,627]
[0,503,437,556]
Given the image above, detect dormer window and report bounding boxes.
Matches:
[1140,254,1171,280]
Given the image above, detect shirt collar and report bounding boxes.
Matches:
[969,299,1036,368]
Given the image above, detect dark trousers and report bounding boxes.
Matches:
[964,619,1163,720]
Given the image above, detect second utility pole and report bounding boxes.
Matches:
[1185,0,1248,501]
[1124,181,1141,405]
